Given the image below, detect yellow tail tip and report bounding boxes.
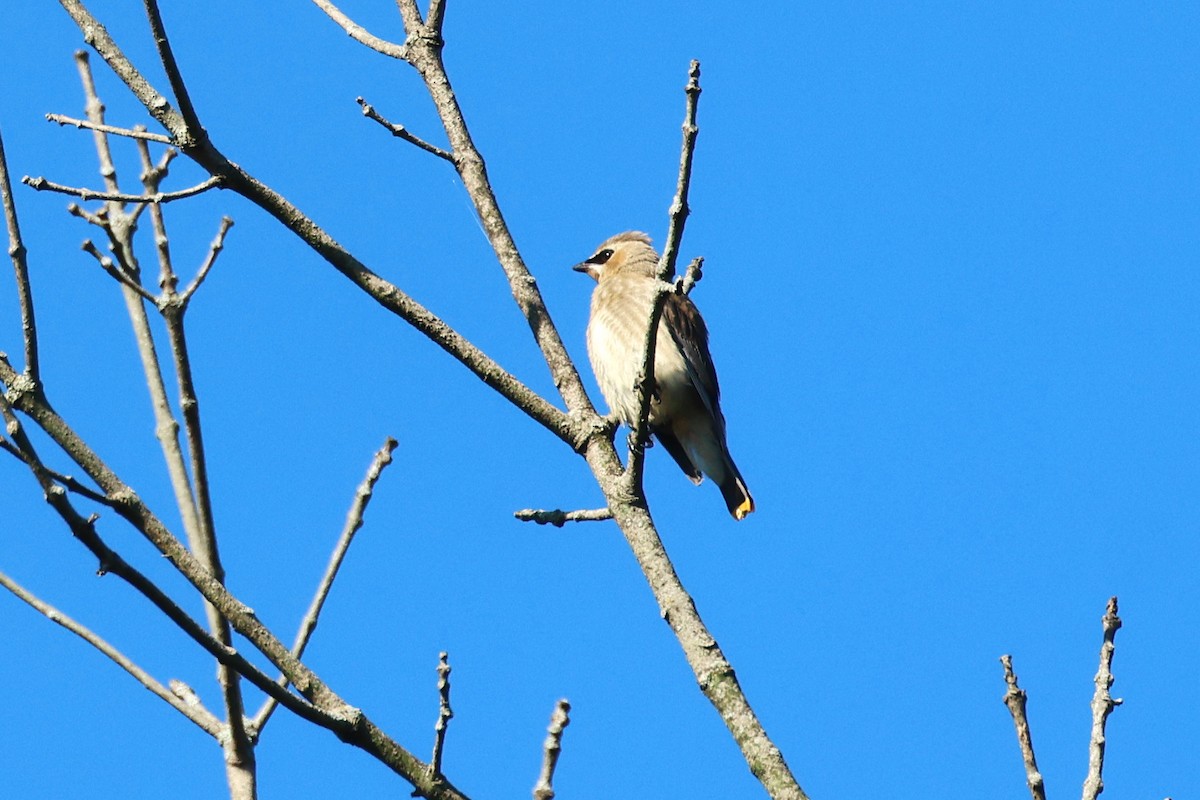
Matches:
[733,497,755,521]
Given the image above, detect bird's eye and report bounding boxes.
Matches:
[588,248,615,265]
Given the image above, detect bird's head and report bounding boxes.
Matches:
[573,231,658,282]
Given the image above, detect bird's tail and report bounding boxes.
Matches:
[718,471,755,521]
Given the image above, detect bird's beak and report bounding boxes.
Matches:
[573,261,597,279]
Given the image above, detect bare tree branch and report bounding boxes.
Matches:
[0,568,224,739]
[46,4,804,797]
[513,507,613,527]
[310,0,408,59]
[1082,597,1123,800]
[22,173,222,204]
[180,216,233,303]
[0,386,338,734]
[0,355,470,799]
[80,239,159,302]
[430,651,453,778]
[253,437,399,733]
[0,127,39,384]
[1000,654,1047,800]
[357,96,454,163]
[657,60,702,284]
[674,256,704,297]
[624,60,704,501]
[532,699,570,800]
[46,113,173,143]
[140,0,203,143]
[60,0,580,451]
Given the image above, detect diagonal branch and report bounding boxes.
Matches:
[1000,655,1047,800]
[179,216,233,303]
[63,0,576,449]
[0,355,470,799]
[253,437,399,733]
[0,126,39,384]
[140,0,203,142]
[0,568,223,739]
[358,97,454,162]
[0,389,335,733]
[310,0,408,58]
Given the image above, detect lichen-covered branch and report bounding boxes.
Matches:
[1000,655,1046,800]
[1082,597,1123,800]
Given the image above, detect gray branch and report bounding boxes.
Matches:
[1000,655,1047,800]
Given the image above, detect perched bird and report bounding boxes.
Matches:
[574,231,755,520]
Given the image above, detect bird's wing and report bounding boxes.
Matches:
[662,293,725,432]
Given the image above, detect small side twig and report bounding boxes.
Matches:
[674,256,704,296]
[179,216,234,303]
[22,174,222,205]
[0,439,113,506]
[0,569,223,738]
[532,699,571,800]
[80,240,158,303]
[357,97,455,163]
[45,113,173,143]
[1000,654,1046,800]
[429,651,453,777]
[253,437,399,732]
[514,508,613,527]
[310,0,408,59]
[1082,596,1123,800]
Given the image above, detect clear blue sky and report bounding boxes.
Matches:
[2,3,1198,798]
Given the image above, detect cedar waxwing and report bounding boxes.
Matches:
[574,231,755,520]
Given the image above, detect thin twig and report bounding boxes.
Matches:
[513,508,613,527]
[532,699,571,800]
[80,240,158,302]
[1000,655,1047,800]
[657,60,702,283]
[180,216,234,303]
[675,256,704,297]
[310,0,408,59]
[1082,597,1123,800]
[141,0,202,143]
[0,127,39,383]
[0,568,223,738]
[22,174,222,204]
[253,437,399,732]
[135,136,177,293]
[624,60,705,493]
[357,97,455,163]
[0,439,113,506]
[46,113,173,143]
[430,651,453,777]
